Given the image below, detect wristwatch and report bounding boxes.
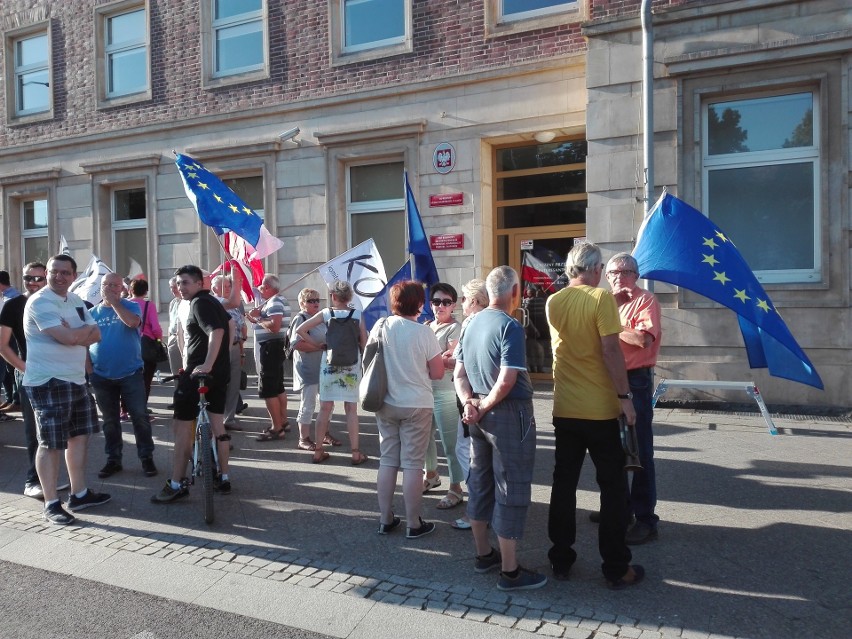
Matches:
[617,392,634,400]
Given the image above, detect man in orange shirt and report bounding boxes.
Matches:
[606,252,662,545]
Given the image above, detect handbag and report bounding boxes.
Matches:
[359,317,388,412]
[140,302,168,364]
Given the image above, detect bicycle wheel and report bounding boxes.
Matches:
[199,420,215,524]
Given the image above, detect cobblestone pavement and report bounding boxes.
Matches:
[0,382,849,639]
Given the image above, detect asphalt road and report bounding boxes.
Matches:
[0,560,332,639]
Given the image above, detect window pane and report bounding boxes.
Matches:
[708,163,814,271]
[108,10,144,46]
[351,211,406,272]
[115,228,148,278]
[114,188,146,222]
[350,162,404,202]
[24,236,50,266]
[17,70,50,112]
[344,0,404,47]
[216,21,263,72]
[499,170,586,200]
[16,34,48,67]
[708,93,813,155]
[23,199,48,230]
[215,0,261,20]
[497,141,587,171]
[503,0,571,16]
[109,48,147,94]
[499,200,586,229]
[222,176,263,211]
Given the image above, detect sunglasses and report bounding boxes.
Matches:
[306,298,320,304]
[431,298,454,307]
[23,275,46,283]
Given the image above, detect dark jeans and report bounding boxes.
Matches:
[548,416,632,581]
[628,367,659,527]
[91,369,155,462]
[17,370,38,486]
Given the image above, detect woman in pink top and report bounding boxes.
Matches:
[130,278,163,400]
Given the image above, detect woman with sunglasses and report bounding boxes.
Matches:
[423,283,464,511]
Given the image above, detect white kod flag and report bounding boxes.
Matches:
[68,254,113,306]
[317,239,387,311]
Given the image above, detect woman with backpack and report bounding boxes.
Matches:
[295,280,368,465]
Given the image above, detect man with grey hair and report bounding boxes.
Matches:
[454,265,545,591]
[605,251,662,545]
[247,273,292,440]
[545,242,643,589]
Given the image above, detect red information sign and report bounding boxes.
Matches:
[430,234,464,250]
[429,193,464,207]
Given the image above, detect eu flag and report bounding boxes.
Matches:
[404,172,440,321]
[175,153,283,260]
[361,262,412,332]
[633,193,823,390]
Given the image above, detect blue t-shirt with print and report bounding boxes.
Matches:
[90,299,143,379]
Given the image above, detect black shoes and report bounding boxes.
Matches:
[97,460,123,478]
[66,489,112,512]
[44,501,76,525]
[236,402,249,414]
[607,564,646,590]
[626,521,658,545]
[151,481,189,503]
[377,516,401,535]
[405,518,435,539]
[141,458,158,477]
[214,475,231,494]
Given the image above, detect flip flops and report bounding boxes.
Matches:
[451,518,472,530]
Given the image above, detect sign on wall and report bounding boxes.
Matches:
[433,142,456,174]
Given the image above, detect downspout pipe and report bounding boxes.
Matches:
[641,0,654,217]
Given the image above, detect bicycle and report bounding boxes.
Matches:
[162,372,219,524]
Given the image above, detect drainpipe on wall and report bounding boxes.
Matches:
[641,0,655,293]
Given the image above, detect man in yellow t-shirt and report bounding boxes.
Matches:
[545,242,643,591]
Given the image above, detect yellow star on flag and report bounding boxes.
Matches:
[229,203,239,213]
[702,237,718,249]
[242,206,252,215]
[756,299,771,312]
[702,254,719,267]
[713,271,730,285]
[197,181,209,190]
[733,288,750,303]
[213,194,223,203]
[187,172,197,178]
[715,230,729,243]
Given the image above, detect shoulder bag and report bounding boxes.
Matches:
[359,317,388,412]
[140,301,169,364]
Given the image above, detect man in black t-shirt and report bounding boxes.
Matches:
[152,265,233,503]
[0,262,70,499]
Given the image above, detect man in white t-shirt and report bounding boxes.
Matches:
[23,255,111,526]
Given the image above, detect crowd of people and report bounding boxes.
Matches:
[0,240,662,593]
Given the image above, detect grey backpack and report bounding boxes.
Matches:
[325,308,360,367]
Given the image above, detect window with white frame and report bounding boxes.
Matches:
[13,32,50,116]
[112,187,148,278]
[501,0,576,21]
[347,162,406,272]
[212,0,264,77]
[702,91,820,283]
[104,7,148,97]
[22,198,50,265]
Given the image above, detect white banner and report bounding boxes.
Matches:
[68,255,113,306]
[317,239,387,311]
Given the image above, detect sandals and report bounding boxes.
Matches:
[323,433,342,447]
[436,490,464,510]
[422,474,441,493]
[351,449,369,466]
[256,426,285,442]
[282,420,292,433]
[297,437,316,451]
[312,450,330,464]
[451,518,472,530]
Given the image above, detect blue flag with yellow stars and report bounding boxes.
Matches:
[175,153,283,260]
[404,171,440,322]
[633,193,823,389]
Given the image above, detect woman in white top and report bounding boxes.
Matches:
[295,281,367,465]
[370,280,444,539]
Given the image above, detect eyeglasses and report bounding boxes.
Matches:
[306,298,320,304]
[23,275,45,283]
[431,298,454,307]
[606,270,636,278]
